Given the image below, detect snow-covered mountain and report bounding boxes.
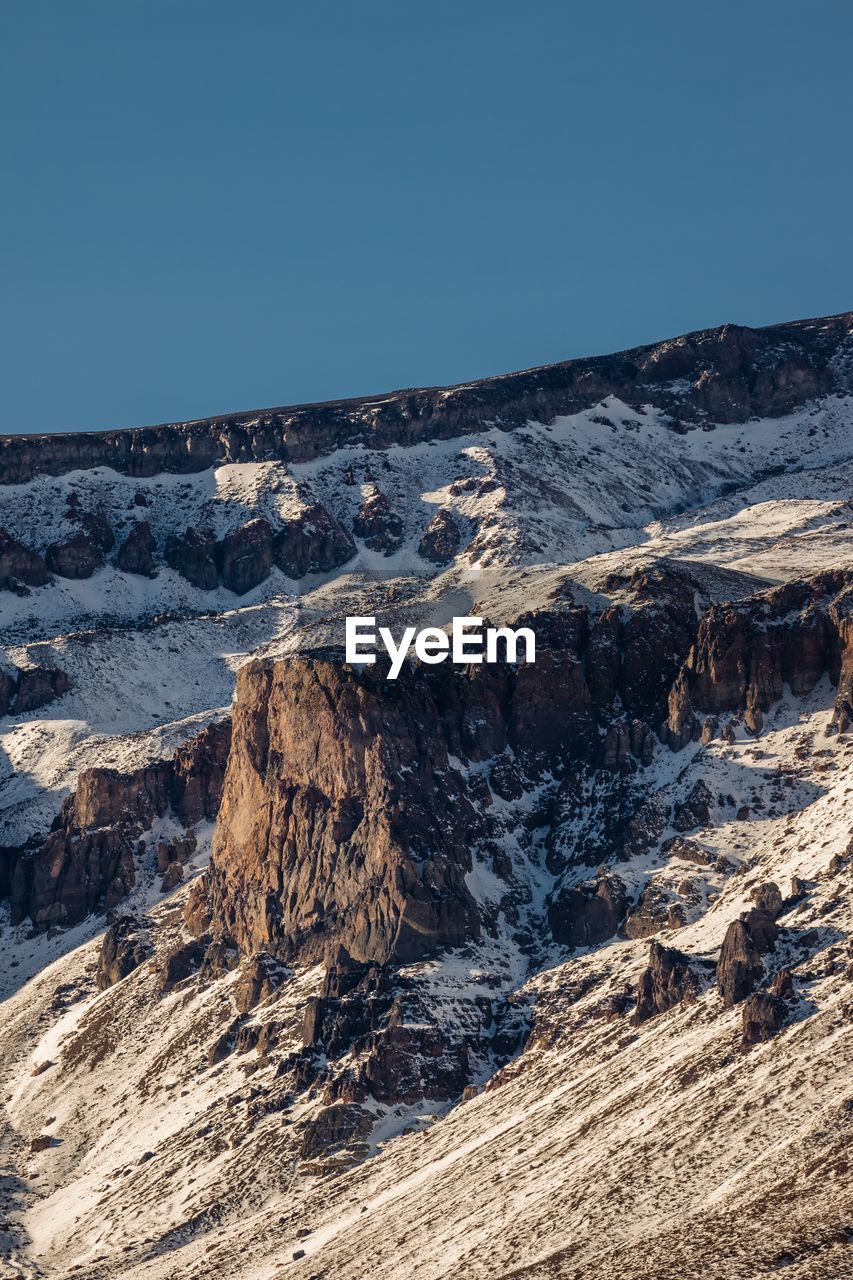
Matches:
[1,313,852,1279]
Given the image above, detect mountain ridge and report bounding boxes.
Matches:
[2,309,851,485]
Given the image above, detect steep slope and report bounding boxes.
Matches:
[1,310,852,1280]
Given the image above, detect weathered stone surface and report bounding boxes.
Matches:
[160,861,184,891]
[2,312,846,486]
[116,522,156,576]
[164,527,218,590]
[232,953,283,1014]
[272,503,355,578]
[741,991,787,1046]
[547,871,628,948]
[97,913,153,990]
[602,720,656,771]
[665,572,853,747]
[353,487,404,554]
[217,519,273,594]
[751,881,784,917]
[0,662,69,716]
[155,936,209,992]
[298,1103,373,1163]
[673,779,713,832]
[634,940,699,1023]
[418,509,462,564]
[717,887,783,1007]
[624,882,686,939]
[193,656,480,967]
[45,531,103,579]
[0,529,48,590]
[11,719,230,929]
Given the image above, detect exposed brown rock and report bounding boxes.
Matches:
[165,527,218,590]
[741,990,787,1046]
[97,913,153,990]
[116,522,156,576]
[547,871,628,948]
[353,487,404,554]
[11,719,230,929]
[232,953,283,1014]
[717,887,783,1007]
[298,1102,373,1164]
[665,572,853,748]
[0,661,69,716]
[0,529,48,590]
[272,502,355,578]
[160,861,184,891]
[155,936,209,992]
[218,518,273,594]
[634,940,699,1023]
[624,883,686,939]
[602,720,656,771]
[193,656,480,966]
[418,509,462,564]
[45,531,103,579]
[2,312,845,486]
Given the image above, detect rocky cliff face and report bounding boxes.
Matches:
[189,656,481,966]
[10,719,230,929]
[187,576,711,969]
[0,655,69,717]
[0,528,48,589]
[2,312,849,485]
[664,571,853,745]
[189,565,850,977]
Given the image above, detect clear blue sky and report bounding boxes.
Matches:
[2,1,852,435]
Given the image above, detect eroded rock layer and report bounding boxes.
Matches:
[2,312,848,484]
[10,720,230,929]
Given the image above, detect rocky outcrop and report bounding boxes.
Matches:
[45,531,104,579]
[418,510,462,564]
[0,658,69,717]
[0,529,48,591]
[624,882,685,939]
[232,953,285,1014]
[634,940,700,1023]
[602,720,656,771]
[97,913,154,990]
[590,564,700,726]
[829,594,853,732]
[190,656,480,967]
[2,311,848,485]
[116,522,156,576]
[547,871,628,949]
[353,487,404,554]
[272,503,355,578]
[717,883,783,1007]
[665,572,853,746]
[191,601,690,971]
[161,508,354,591]
[673,779,713,832]
[218,519,273,594]
[10,719,230,929]
[741,990,788,1047]
[165,527,218,589]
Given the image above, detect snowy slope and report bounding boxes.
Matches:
[0,684,850,1280]
[1,355,853,1279]
[3,393,852,847]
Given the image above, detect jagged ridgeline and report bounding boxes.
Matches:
[1,311,852,1280]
